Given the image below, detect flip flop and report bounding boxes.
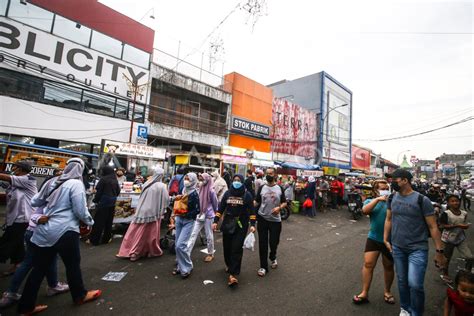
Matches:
[384,294,395,305]
[352,295,369,305]
[20,304,48,315]
[75,290,102,305]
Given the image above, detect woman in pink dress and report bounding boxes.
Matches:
[116,167,169,261]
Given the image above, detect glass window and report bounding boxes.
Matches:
[90,31,122,59]
[0,68,43,101]
[115,98,129,119]
[131,103,145,122]
[122,45,150,69]
[43,82,83,111]
[82,90,115,117]
[0,0,8,16]
[53,16,92,47]
[8,0,54,32]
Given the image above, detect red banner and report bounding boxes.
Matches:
[271,98,317,158]
[351,145,371,172]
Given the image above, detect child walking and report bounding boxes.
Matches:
[444,270,474,315]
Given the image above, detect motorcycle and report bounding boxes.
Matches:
[347,191,363,220]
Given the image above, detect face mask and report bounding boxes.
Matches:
[232,181,243,189]
[391,182,401,192]
[184,180,191,187]
[379,190,391,197]
[266,175,274,183]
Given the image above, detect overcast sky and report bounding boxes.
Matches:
[102,0,473,164]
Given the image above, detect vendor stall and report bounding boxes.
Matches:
[99,139,166,224]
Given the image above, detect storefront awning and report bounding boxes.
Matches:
[274,161,321,170]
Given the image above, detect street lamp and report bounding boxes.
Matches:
[320,103,348,168]
[397,149,411,165]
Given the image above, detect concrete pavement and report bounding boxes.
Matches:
[0,208,470,315]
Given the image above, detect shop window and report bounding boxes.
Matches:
[90,31,122,59]
[122,44,150,69]
[59,141,92,154]
[131,103,145,122]
[53,16,92,47]
[0,68,43,101]
[8,0,54,32]
[82,90,115,117]
[115,98,129,119]
[43,82,83,111]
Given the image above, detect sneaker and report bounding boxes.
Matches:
[271,259,278,269]
[47,282,70,297]
[0,292,21,308]
[399,308,410,316]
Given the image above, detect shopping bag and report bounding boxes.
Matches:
[243,232,255,251]
[303,198,313,208]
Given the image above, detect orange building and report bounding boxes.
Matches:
[222,72,274,173]
[224,72,273,152]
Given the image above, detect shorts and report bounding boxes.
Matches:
[364,238,393,261]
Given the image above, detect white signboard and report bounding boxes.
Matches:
[103,140,166,160]
[296,170,324,178]
[0,17,149,100]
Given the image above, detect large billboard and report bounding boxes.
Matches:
[0,18,149,101]
[319,74,352,169]
[351,145,371,172]
[272,98,317,159]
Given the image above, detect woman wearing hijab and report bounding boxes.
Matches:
[306,176,317,217]
[170,172,200,279]
[212,174,256,287]
[17,158,100,315]
[211,170,228,203]
[116,167,169,262]
[89,166,121,246]
[187,173,218,262]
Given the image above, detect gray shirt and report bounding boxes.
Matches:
[389,191,434,250]
[5,175,37,226]
[256,184,286,222]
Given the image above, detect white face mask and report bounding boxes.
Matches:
[184,180,191,187]
[379,190,391,197]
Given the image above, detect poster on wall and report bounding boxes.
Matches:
[271,98,317,159]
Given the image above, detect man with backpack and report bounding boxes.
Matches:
[168,168,185,196]
[383,169,447,316]
[255,167,287,277]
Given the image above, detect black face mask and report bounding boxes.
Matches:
[391,181,401,192]
[266,175,274,183]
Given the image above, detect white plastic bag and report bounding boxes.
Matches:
[243,232,255,251]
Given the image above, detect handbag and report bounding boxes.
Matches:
[441,228,465,245]
[221,217,238,235]
[173,195,189,216]
[303,198,313,208]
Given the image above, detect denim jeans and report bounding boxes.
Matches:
[18,231,87,314]
[175,216,195,274]
[392,246,428,316]
[187,217,214,256]
[8,230,58,294]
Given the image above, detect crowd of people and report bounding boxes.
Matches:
[0,158,473,315]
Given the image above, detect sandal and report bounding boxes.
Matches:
[204,255,214,263]
[20,304,48,315]
[130,254,140,262]
[172,267,181,276]
[75,290,102,305]
[383,294,395,305]
[228,275,238,287]
[352,295,369,305]
[257,268,266,277]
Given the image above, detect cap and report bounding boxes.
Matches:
[388,169,413,180]
[13,160,33,172]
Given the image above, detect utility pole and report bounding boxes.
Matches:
[123,74,148,143]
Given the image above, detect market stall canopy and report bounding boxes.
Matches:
[274,161,321,171]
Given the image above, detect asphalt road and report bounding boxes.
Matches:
[0,208,472,316]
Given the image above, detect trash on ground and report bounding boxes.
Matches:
[335,233,340,235]
[203,280,214,285]
[349,220,357,223]
[286,238,293,241]
[331,225,337,228]
[154,275,158,279]
[102,272,127,282]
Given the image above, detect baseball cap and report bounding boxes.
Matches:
[387,169,413,180]
[13,160,33,173]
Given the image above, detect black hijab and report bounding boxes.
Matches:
[229,174,246,197]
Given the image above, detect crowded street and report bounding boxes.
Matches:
[0,207,467,315]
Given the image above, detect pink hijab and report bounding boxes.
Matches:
[199,173,215,213]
